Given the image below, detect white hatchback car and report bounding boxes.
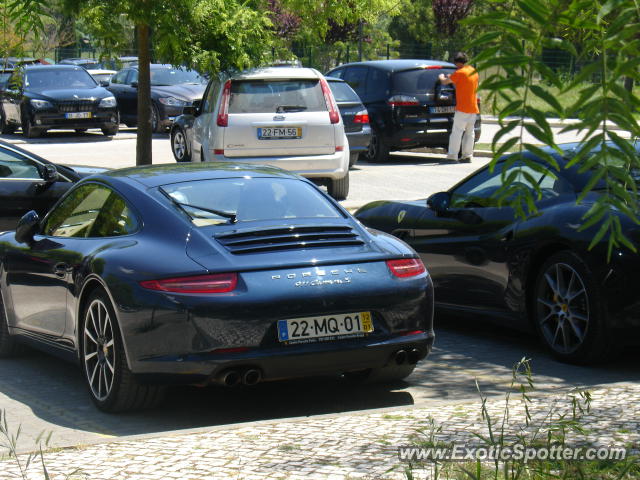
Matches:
[170,67,351,200]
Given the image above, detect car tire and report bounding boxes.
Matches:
[0,108,16,134]
[0,292,23,358]
[349,152,359,169]
[101,123,119,137]
[81,288,165,412]
[21,111,42,138]
[365,130,389,163]
[532,251,611,364]
[327,172,349,201]
[171,126,191,162]
[151,104,163,133]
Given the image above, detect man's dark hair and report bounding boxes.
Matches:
[453,52,468,64]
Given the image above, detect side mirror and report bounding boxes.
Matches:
[130,81,138,88]
[183,99,202,116]
[42,164,58,183]
[15,210,40,244]
[427,191,451,214]
[99,80,109,87]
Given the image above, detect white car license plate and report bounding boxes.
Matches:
[277,311,373,342]
[429,106,455,114]
[65,112,92,119]
[258,127,302,139]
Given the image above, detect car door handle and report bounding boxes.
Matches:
[53,263,68,277]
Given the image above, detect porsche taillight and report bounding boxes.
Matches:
[140,273,237,293]
[386,258,426,278]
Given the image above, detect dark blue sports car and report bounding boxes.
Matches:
[0,163,434,412]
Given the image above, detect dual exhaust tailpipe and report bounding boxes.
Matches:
[394,348,422,366]
[219,368,262,387]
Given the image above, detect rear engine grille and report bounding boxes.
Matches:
[215,225,365,254]
[55,100,98,113]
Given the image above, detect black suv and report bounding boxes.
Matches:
[326,59,481,162]
[0,65,119,137]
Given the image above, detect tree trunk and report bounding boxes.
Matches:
[136,23,152,166]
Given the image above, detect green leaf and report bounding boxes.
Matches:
[530,85,564,115]
[597,0,618,23]
[517,0,548,25]
[494,137,520,159]
[578,168,606,202]
[523,123,553,145]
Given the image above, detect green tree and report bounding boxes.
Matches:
[1,0,49,65]
[64,0,273,166]
[468,0,640,258]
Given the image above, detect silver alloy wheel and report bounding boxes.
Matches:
[536,262,589,354]
[83,298,115,402]
[173,130,186,160]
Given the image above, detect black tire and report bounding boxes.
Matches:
[349,152,359,168]
[21,111,42,138]
[151,104,164,133]
[81,289,165,412]
[327,171,349,200]
[0,108,16,134]
[171,126,191,162]
[365,130,389,163]
[101,123,119,136]
[0,292,23,357]
[532,251,611,364]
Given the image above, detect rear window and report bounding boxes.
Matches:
[328,81,360,102]
[393,68,455,94]
[161,177,342,226]
[229,80,326,114]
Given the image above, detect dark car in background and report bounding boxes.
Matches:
[0,140,107,229]
[0,69,12,92]
[326,76,371,168]
[0,65,119,138]
[107,64,206,132]
[355,142,640,364]
[0,162,434,412]
[326,60,481,163]
[58,58,103,70]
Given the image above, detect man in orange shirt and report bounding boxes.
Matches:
[438,52,479,162]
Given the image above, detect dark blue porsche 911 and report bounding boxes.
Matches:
[0,163,434,412]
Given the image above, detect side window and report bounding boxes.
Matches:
[0,148,41,179]
[44,184,138,238]
[366,68,389,100]
[127,69,138,85]
[202,79,221,114]
[328,68,344,79]
[343,66,368,97]
[450,162,572,208]
[111,70,128,85]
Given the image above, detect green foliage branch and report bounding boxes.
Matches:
[467,0,640,259]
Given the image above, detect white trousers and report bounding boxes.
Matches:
[447,111,477,160]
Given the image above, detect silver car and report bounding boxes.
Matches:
[170,67,351,200]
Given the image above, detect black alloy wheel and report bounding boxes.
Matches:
[171,126,191,162]
[81,289,165,412]
[21,109,42,138]
[364,130,389,163]
[533,251,610,364]
[151,104,163,133]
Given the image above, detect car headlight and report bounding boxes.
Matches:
[30,99,53,110]
[98,96,117,108]
[158,96,188,107]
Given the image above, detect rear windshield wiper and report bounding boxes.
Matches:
[276,105,307,113]
[176,202,237,224]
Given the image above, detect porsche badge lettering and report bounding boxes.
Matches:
[271,268,367,287]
